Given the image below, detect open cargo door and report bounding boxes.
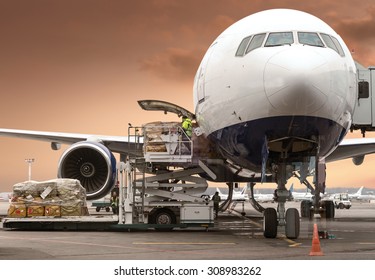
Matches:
[138,100,195,120]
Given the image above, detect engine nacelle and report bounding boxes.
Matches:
[57,141,116,200]
[352,155,365,166]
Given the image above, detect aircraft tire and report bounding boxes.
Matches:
[285,208,300,239]
[300,200,312,218]
[321,200,335,219]
[263,208,277,238]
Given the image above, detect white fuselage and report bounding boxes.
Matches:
[193,9,356,172]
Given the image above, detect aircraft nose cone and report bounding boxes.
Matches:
[264,47,329,114]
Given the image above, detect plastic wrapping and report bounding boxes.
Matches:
[143,121,180,153]
[7,179,88,217]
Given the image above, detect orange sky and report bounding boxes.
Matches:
[1,0,375,192]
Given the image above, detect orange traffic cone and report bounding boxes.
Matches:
[309,223,324,256]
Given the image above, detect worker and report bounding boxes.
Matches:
[110,191,119,215]
[181,116,192,138]
[212,191,221,218]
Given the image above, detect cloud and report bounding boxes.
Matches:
[136,14,236,82]
[139,48,204,81]
[325,5,375,66]
[210,15,236,34]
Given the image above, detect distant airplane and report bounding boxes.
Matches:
[2,9,375,239]
[0,192,11,202]
[214,186,249,202]
[289,184,313,201]
[253,191,274,203]
[349,186,375,202]
[348,186,364,200]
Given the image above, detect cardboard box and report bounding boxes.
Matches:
[27,205,45,217]
[45,205,61,217]
[7,204,27,218]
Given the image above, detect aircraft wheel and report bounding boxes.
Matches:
[285,208,300,239]
[263,208,277,238]
[300,201,306,218]
[300,200,312,218]
[321,200,335,219]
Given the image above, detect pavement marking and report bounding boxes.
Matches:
[283,238,303,247]
[0,234,152,251]
[0,234,241,258]
[133,242,236,245]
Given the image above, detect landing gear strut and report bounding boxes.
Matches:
[297,159,334,220]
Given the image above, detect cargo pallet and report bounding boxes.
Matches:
[2,216,213,231]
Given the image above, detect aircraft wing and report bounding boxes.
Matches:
[326,138,375,162]
[0,128,143,155]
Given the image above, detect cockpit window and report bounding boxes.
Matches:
[246,33,266,54]
[298,32,324,47]
[236,36,251,56]
[320,33,338,52]
[265,32,293,47]
[320,33,345,57]
[331,36,345,57]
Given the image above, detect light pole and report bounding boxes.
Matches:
[25,158,35,181]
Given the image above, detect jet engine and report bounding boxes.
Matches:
[57,141,116,200]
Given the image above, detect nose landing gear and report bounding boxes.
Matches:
[263,162,300,239]
[263,188,300,239]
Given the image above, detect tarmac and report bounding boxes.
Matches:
[1,200,375,260]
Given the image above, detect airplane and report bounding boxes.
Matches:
[349,186,375,202]
[214,186,249,202]
[348,186,364,200]
[2,9,375,239]
[251,182,323,204]
[0,192,11,202]
[289,184,313,202]
[253,191,274,203]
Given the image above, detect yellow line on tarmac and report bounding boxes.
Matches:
[133,242,236,245]
[282,237,302,247]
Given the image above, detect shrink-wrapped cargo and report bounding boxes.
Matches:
[143,121,181,154]
[7,179,88,218]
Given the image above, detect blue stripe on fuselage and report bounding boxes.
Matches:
[209,116,345,172]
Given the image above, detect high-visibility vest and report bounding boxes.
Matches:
[111,196,119,207]
[182,118,192,137]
